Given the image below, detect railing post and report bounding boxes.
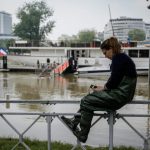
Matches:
[46,115,52,150]
[144,140,149,150]
[148,48,150,149]
[5,94,10,109]
[107,111,116,150]
[144,135,150,150]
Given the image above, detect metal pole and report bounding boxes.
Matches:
[148,49,150,149]
[144,140,149,150]
[6,94,10,109]
[46,115,52,150]
[147,74,150,150]
[148,49,150,99]
[108,112,114,150]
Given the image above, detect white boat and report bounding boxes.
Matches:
[5,46,150,76]
[75,66,149,77]
[7,47,70,68]
[74,66,110,76]
[75,46,150,76]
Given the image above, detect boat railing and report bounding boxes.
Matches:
[38,64,52,77]
[1,97,150,150]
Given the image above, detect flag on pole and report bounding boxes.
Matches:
[0,48,7,56]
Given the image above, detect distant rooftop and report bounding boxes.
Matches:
[0,11,11,16]
[0,34,18,40]
[111,16,143,21]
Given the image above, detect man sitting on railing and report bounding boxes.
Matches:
[61,37,137,143]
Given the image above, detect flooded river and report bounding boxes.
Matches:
[0,72,149,148]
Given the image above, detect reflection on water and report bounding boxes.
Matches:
[0,72,149,101]
[0,72,150,148]
[0,73,109,101]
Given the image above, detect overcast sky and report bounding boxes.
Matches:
[0,0,150,40]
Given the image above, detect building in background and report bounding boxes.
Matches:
[145,23,150,40]
[0,11,18,40]
[0,11,12,35]
[104,16,150,42]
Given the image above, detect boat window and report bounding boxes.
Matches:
[82,50,85,57]
[139,50,149,58]
[76,51,80,57]
[9,49,31,55]
[128,50,138,58]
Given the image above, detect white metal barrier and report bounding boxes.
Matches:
[1,99,150,150]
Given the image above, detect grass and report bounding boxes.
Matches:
[0,137,139,150]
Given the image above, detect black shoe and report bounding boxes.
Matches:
[61,116,79,131]
[72,129,87,143]
[61,116,87,143]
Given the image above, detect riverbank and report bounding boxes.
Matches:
[0,138,138,150]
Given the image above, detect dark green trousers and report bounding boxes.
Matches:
[78,76,137,139]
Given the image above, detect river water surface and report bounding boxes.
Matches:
[0,72,149,149]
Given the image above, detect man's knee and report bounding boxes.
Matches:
[80,96,90,107]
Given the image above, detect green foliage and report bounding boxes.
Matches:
[78,29,96,43]
[0,39,14,49]
[58,34,79,46]
[57,29,99,46]
[0,138,139,150]
[128,29,146,41]
[13,0,55,46]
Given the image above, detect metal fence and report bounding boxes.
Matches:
[1,99,150,150]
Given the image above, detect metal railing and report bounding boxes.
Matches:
[1,98,150,150]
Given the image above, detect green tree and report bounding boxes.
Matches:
[0,39,15,49]
[78,29,96,43]
[58,34,78,46]
[57,29,97,46]
[14,1,55,46]
[128,29,146,41]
